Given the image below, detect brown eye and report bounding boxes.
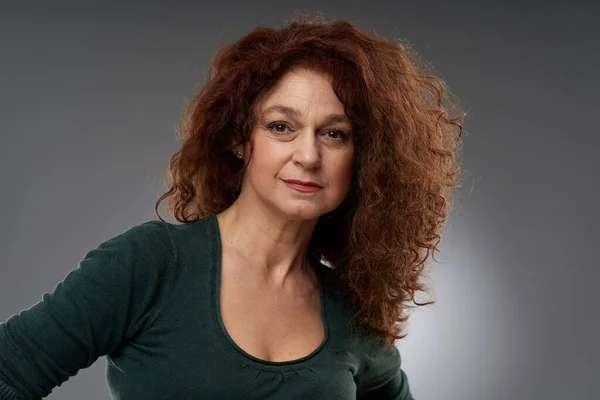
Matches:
[325,129,348,140]
[267,122,290,133]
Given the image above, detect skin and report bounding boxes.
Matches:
[216,66,355,292]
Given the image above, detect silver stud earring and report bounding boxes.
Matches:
[235,151,243,159]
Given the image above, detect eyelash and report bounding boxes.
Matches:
[266,122,349,141]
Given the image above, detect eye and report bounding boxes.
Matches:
[266,122,291,134]
[324,129,349,141]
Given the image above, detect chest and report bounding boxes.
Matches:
[218,258,325,363]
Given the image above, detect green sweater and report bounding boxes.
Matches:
[0,213,413,399]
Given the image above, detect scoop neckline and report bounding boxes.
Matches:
[206,213,331,371]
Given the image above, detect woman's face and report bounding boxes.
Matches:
[240,67,355,221]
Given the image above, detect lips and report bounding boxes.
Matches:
[282,179,323,188]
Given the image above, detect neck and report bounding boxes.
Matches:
[215,197,319,289]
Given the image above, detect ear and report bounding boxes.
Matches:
[231,145,242,160]
[233,141,253,158]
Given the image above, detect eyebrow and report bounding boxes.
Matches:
[261,104,352,125]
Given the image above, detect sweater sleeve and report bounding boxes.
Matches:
[0,221,175,399]
[355,337,414,400]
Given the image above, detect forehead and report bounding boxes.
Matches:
[258,68,346,116]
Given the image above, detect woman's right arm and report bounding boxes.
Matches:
[0,221,174,399]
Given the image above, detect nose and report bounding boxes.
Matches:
[292,131,321,169]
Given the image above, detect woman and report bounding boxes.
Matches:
[0,16,463,399]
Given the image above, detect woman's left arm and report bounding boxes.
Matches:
[355,341,414,400]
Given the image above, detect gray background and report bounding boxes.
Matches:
[1,1,598,399]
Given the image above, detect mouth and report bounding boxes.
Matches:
[282,179,323,188]
[282,179,324,193]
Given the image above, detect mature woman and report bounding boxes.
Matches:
[0,16,463,400]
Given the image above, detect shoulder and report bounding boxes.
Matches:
[75,219,180,287]
[115,214,217,271]
[97,219,176,261]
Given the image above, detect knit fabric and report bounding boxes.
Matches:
[0,214,412,399]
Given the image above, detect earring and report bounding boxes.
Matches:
[235,151,243,159]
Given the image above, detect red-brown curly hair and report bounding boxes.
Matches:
[155,15,464,348]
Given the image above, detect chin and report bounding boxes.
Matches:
[276,204,328,221]
[281,200,342,221]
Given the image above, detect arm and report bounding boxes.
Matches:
[356,339,414,400]
[0,221,174,399]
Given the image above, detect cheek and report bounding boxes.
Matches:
[328,153,355,191]
[340,149,355,180]
[247,139,285,181]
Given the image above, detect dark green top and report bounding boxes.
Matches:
[0,213,413,399]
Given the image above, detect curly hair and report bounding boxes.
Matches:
[155,16,464,348]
